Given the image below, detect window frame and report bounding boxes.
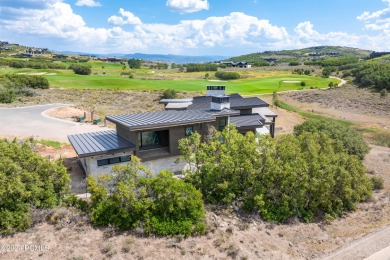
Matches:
[185,125,194,136]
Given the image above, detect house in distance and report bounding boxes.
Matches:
[68,86,277,175]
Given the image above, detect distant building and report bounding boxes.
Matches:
[221,61,251,68]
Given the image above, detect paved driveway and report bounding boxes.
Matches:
[0,104,110,142]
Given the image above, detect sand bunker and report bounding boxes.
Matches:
[283,80,301,83]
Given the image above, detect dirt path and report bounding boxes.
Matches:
[321,225,390,259]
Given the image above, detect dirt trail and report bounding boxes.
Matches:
[321,225,390,260]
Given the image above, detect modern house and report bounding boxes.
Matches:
[68,86,277,176]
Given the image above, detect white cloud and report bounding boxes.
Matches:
[166,0,209,14]
[75,0,101,7]
[108,8,142,26]
[357,0,390,30]
[2,0,390,54]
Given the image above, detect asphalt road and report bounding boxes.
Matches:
[0,104,109,142]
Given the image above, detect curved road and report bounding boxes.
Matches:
[0,104,109,142]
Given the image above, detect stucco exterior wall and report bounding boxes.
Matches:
[80,150,135,176]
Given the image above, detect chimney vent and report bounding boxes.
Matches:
[206,85,225,96]
[211,96,230,111]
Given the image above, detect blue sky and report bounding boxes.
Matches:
[1,0,390,56]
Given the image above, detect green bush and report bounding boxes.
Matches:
[87,158,205,236]
[215,71,240,80]
[0,87,16,103]
[161,89,178,99]
[370,176,384,190]
[289,61,300,66]
[0,139,70,234]
[185,63,218,72]
[380,89,388,97]
[179,125,372,222]
[69,64,91,75]
[294,119,370,160]
[1,74,49,89]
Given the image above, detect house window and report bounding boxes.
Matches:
[138,130,169,150]
[185,126,194,136]
[108,157,120,164]
[97,155,132,167]
[218,118,227,131]
[97,159,109,166]
[120,155,131,162]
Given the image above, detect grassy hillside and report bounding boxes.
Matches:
[226,46,372,64]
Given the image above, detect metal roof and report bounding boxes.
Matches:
[106,110,217,130]
[159,98,193,104]
[188,94,269,110]
[257,107,278,117]
[230,114,265,129]
[165,102,192,110]
[68,130,135,158]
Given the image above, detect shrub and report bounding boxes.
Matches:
[1,74,49,89]
[289,61,300,66]
[87,158,206,236]
[380,89,388,97]
[300,81,306,87]
[370,176,384,190]
[69,64,91,75]
[0,87,16,103]
[215,71,240,80]
[294,119,370,160]
[161,89,178,99]
[0,139,70,234]
[180,125,372,222]
[272,91,280,107]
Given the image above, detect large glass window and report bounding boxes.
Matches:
[185,126,194,136]
[218,118,227,131]
[97,155,131,167]
[138,130,169,149]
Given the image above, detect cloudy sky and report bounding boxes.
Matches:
[1,0,390,56]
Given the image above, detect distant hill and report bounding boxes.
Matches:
[122,53,229,64]
[58,51,229,64]
[225,46,373,64]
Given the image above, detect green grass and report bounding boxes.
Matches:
[0,67,339,95]
[37,139,63,149]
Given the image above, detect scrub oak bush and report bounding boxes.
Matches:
[179,125,372,222]
[69,64,92,75]
[215,71,240,80]
[0,74,50,103]
[294,119,370,160]
[0,139,70,234]
[87,157,206,236]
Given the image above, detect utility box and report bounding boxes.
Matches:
[77,116,85,122]
[93,118,101,125]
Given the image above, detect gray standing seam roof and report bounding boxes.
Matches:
[188,94,269,110]
[68,130,135,157]
[106,110,216,130]
[230,114,266,129]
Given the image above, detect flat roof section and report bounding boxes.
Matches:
[230,114,266,129]
[106,110,217,130]
[68,130,135,158]
[257,107,278,117]
[188,95,269,110]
